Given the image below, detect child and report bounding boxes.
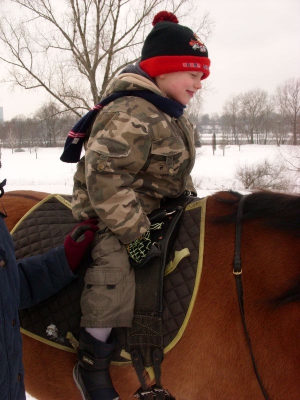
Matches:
[61,10,210,400]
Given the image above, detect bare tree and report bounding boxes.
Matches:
[275,77,300,145]
[0,0,212,117]
[212,132,216,155]
[281,146,300,193]
[34,101,75,146]
[5,123,18,152]
[239,89,268,144]
[222,94,242,146]
[0,119,25,149]
[259,98,275,145]
[5,117,24,148]
[272,109,290,146]
[22,117,40,150]
[278,145,300,176]
[218,131,228,156]
[235,159,291,192]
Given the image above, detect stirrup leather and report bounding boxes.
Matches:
[131,348,175,400]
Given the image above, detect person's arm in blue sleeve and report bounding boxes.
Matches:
[18,219,99,309]
[18,245,76,309]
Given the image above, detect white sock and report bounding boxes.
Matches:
[85,327,112,342]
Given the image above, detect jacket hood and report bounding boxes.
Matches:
[104,64,165,99]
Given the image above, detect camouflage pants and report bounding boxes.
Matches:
[80,221,135,328]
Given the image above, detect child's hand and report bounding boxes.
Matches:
[126,222,163,266]
[126,230,152,265]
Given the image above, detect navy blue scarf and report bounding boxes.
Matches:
[60,90,185,163]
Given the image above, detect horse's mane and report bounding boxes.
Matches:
[213,190,300,236]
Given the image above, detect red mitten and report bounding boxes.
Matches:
[64,219,99,271]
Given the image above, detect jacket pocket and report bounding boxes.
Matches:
[89,229,126,285]
[88,137,130,172]
[82,232,125,312]
[145,137,185,176]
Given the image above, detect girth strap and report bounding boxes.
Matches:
[128,204,183,399]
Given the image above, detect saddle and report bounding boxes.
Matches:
[14,194,206,397]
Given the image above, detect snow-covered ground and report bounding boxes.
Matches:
[1,144,298,196]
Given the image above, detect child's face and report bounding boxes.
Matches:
[155,71,203,105]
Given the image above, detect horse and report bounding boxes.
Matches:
[2,189,300,400]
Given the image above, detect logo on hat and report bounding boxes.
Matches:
[183,63,201,68]
[189,34,207,53]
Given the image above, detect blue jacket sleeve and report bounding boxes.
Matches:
[18,245,76,309]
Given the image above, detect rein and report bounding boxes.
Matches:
[233,195,269,400]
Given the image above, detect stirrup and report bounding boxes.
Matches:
[134,385,175,400]
[131,348,175,400]
[152,385,175,400]
[134,387,155,399]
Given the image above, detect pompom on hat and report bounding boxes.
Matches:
[140,11,210,79]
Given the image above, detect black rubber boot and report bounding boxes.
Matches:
[73,329,119,400]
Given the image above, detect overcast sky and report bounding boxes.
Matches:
[0,0,299,121]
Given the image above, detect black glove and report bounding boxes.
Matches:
[126,222,163,266]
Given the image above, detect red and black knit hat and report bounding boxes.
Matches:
[140,11,210,80]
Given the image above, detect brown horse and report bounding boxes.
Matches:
[2,189,300,400]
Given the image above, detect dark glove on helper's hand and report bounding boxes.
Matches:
[64,219,99,271]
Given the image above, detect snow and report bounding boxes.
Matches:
[1,144,297,197]
[1,147,77,195]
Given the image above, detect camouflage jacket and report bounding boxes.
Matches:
[72,73,196,244]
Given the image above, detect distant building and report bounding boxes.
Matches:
[0,107,3,123]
